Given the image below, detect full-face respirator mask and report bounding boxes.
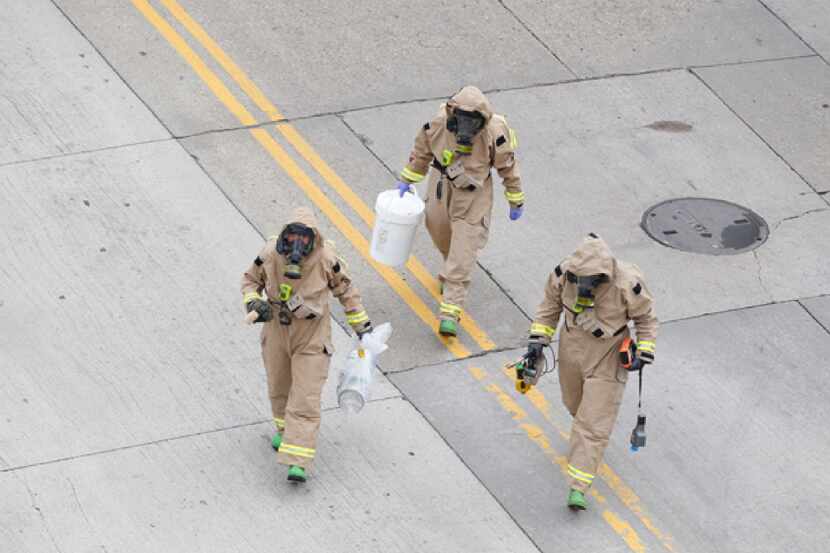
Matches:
[276,223,315,279]
[566,271,609,313]
[446,108,485,151]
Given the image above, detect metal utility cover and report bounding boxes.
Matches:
[642,198,768,255]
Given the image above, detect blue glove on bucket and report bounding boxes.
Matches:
[396,181,413,197]
[509,204,524,221]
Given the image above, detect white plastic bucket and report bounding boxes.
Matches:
[370,189,425,267]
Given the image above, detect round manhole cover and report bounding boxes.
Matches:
[641,198,768,255]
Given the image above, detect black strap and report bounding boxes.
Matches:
[637,367,643,412]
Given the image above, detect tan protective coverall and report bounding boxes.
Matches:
[530,236,658,492]
[400,86,524,321]
[241,207,367,469]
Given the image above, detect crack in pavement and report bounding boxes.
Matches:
[0,396,404,475]
[0,137,175,169]
[773,207,829,230]
[382,344,525,375]
[752,250,774,302]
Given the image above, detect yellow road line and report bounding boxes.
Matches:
[136,2,670,550]
[131,0,468,359]
[159,0,495,351]
[502,365,675,551]
[479,376,646,551]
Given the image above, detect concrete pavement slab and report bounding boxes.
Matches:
[763,0,830,61]
[0,0,168,165]
[391,349,670,553]
[58,0,571,136]
[393,301,830,552]
[800,294,830,333]
[345,71,830,322]
[0,140,395,470]
[605,302,830,553]
[501,0,811,77]
[0,399,539,553]
[695,56,830,193]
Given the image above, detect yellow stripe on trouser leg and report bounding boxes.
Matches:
[439,302,462,318]
[568,464,595,484]
[273,417,285,430]
[280,444,315,458]
[400,166,424,183]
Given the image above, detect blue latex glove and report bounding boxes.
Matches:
[396,181,413,197]
[509,204,524,221]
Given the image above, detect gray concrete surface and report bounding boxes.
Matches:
[763,0,830,61]
[801,294,830,332]
[608,302,830,553]
[4,0,830,552]
[501,0,811,77]
[0,1,168,165]
[695,56,830,193]
[0,399,539,553]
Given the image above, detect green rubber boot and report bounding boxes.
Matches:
[439,319,457,337]
[567,489,587,511]
[287,465,306,483]
[271,432,282,451]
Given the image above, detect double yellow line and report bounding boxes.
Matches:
[132,2,674,551]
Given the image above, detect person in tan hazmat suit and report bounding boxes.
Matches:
[396,85,525,337]
[241,207,372,483]
[525,234,657,510]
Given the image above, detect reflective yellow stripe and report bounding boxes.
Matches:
[441,149,454,166]
[242,291,261,304]
[568,464,595,481]
[637,340,656,353]
[273,417,285,429]
[509,128,518,149]
[504,190,525,204]
[346,310,369,324]
[569,470,593,484]
[455,144,472,154]
[400,166,424,183]
[439,302,462,317]
[530,323,555,337]
[280,443,315,458]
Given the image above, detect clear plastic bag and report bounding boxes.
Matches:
[336,322,392,413]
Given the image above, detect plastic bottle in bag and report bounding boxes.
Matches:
[336,322,392,414]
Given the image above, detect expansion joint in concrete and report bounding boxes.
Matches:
[495,0,577,78]
[385,344,524,375]
[756,0,830,68]
[0,137,174,169]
